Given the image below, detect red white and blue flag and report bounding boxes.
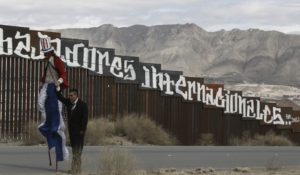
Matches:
[38,83,69,161]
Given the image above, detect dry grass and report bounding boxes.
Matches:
[85,114,177,145]
[85,118,115,145]
[98,147,136,175]
[22,116,293,147]
[120,166,300,175]
[21,114,176,146]
[229,130,294,146]
[115,114,177,145]
[24,166,300,175]
[196,133,215,146]
[22,121,45,145]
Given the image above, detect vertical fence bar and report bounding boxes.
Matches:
[6,56,11,139]
[25,59,30,139]
[13,57,19,139]
[0,56,3,139]
[0,56,4,139]
[18,58,23,139]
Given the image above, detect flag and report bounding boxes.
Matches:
[38,83,69,161]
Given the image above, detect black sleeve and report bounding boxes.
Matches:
[81,102,88,132]
[56,91,69,106]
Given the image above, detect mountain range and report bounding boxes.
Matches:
[55,23,300,87]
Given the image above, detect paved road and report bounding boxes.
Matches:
[1,146,300,174]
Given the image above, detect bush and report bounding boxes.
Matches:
[252,131,293,146]
[197,133,215,146]
[115,114,176,145]
[99,147,136,175]
[229,130,251,146]
[22,121,45,145]
[85,118,115,145]
[229,130,294,146]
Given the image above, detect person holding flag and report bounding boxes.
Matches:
[56,88,88,174]
[37,37,69,171]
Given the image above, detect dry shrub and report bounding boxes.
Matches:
[252,130,293,146]
[99,147,136,175]
[229,130,251,146]
[115,114,176,145]
[85,118,115,145]
[22,121,45,145]
[197,133,215,146]
[230,130,294,146]
[229,137,241,146]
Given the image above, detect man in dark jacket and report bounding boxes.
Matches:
[56,89,88,174]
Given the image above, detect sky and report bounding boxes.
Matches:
[1,0,300,34]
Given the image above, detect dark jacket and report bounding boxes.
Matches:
[56,92,88,136]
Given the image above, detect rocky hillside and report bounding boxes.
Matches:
[55,23,300,86]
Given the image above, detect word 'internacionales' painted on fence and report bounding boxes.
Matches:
[0,26,298,126]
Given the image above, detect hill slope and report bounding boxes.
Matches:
[55,23,300,86]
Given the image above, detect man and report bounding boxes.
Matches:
[56,89,88,174]
[38,37,69,165]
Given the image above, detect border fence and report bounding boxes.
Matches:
[1,24,300,145]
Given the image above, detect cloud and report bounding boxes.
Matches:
[0,0,299,33]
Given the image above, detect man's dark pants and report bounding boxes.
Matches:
[70,132,84,173]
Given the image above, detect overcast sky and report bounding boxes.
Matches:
[1,0,300,33]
